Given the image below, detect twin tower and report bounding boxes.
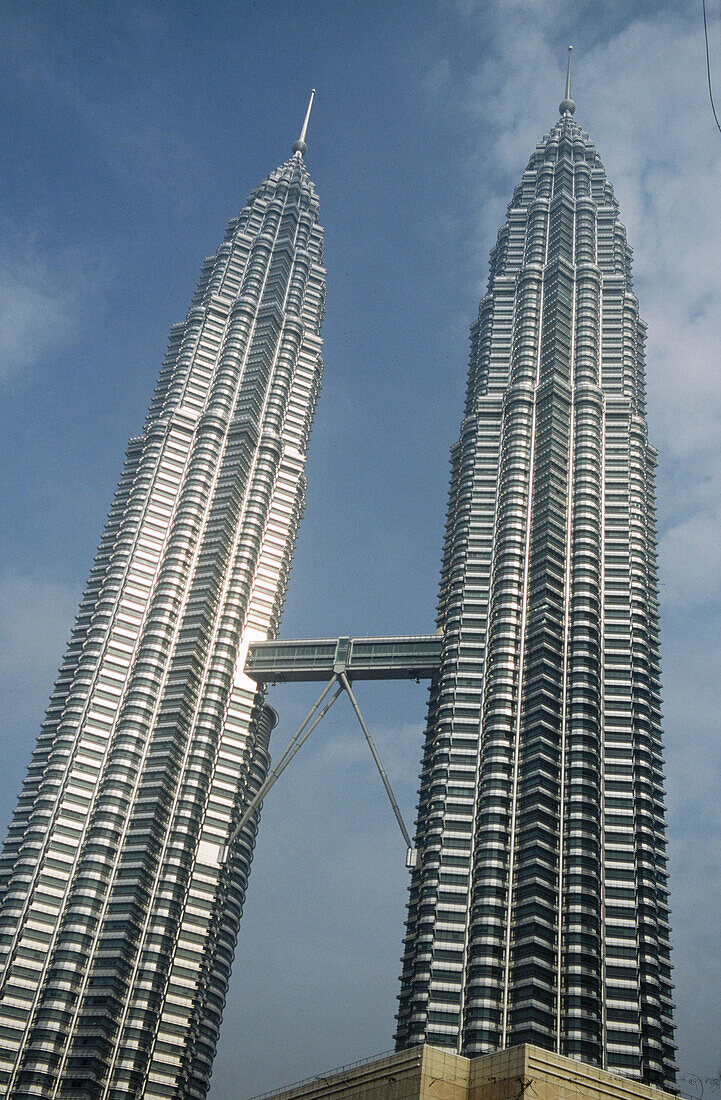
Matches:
[0,73,675,1099]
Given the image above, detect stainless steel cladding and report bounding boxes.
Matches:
[395,106,674,1090]
[0,145,325,1099]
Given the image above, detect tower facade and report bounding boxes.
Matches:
[396,89,675,1088]
[0,125,325,1097]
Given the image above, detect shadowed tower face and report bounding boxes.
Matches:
[0,107,325,1098]
[396,72,675,1088]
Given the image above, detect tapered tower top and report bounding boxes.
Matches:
[559,45,576,116]
[292,88,316,156]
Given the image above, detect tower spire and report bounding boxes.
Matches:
[292,88,316,156]
[560,45,576,116]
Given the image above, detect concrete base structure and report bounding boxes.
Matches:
[248,1045,675,1100]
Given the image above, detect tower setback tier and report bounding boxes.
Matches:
[0,144,325,1099]
[396,105,675,1090]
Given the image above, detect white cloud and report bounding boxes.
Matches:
[660,508,721,610]
[0,239,81,382]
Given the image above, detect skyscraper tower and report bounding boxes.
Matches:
[396,58,675,1088]
[0,97,325,1098]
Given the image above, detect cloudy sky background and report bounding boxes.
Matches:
[0,1,720,1095]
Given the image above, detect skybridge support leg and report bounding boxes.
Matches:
[222,676,343,863]
[222,669,418,869]
[338,671,418,869]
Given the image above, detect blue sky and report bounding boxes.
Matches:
[1,1,720,1096]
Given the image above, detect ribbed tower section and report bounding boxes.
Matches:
[396,105,675,1088]
[0,146,325,1098]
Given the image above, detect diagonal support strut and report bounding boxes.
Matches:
[221,676,343,862]
[222,670,418,868]
[338,671,417,866]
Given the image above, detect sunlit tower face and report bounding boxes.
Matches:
[0,109,325,1099]
[396,73,675,1088]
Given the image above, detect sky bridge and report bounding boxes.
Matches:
[223,633,443,868]
[245,634,442,684]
